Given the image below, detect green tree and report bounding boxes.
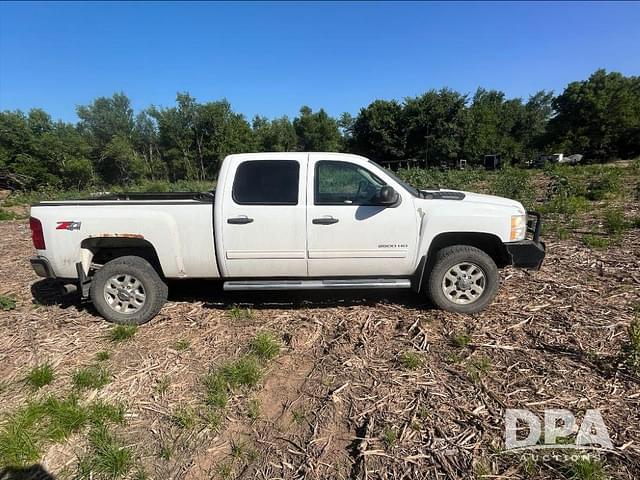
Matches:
[402,89,467,165]
[548,69,640,160]
[350,100,405,162]
[293,106,341,151]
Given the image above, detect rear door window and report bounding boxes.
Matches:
[232,160,299,205]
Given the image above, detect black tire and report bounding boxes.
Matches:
[426,245,499,314]
[90,255,168,325]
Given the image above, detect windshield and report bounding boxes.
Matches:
[367,160,420,197]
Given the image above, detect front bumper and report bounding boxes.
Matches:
[30,256,56,278]
[505,240,546,270]
[504,211,546,270]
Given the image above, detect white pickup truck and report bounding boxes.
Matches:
[29,152,545,324]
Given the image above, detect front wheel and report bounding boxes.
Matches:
[426,245,499,314]
[90,255,168,325]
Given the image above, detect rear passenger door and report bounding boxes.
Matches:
[220,156,308,277]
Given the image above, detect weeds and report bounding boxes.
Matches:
[586,171,620,200]
[491,167,534,207]
[291,408,306,425]
[220,357,262,387]
[174,339,190,351]
[155,375,171,396]
[88,400,126,426]
[25,363,54,389]
[564,457,606,480]
[0,208,19,221]
[625,317,640,372]
[250,332,280,361]
[381,426,398,449]
[603,207,627,234]
[0,396,125,467]
[0,294,17,311]
[77,426,134,479]
[247,398,261,423]
[581,235,610,249]
[96,351,111,362]
[451,333,471,348]
[72,365,110,390]
[398,351,422,370]
[108,325,138,342]
[228,305,254,321]
[171,406,196,429]
[467,356,492,382]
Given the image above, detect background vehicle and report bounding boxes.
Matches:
[29,152,545,324]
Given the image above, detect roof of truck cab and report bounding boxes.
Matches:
[226,152,370,162]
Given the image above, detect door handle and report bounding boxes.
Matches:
[227,216,254,225]
[312,216,339,225]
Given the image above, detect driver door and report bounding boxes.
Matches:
[306,155,419,277]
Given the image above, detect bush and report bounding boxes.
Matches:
[603,208,627,234]
[586,170,621,200]
[491,167,534,207]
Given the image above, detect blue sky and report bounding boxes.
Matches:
[1,1,639,123]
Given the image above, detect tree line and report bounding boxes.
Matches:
[1,69,638,190]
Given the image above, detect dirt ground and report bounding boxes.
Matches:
[1,218,639,479]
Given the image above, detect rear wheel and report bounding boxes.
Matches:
[426,245,499,314]
[90,255,167,325]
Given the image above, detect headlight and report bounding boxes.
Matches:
[510,215,526,241]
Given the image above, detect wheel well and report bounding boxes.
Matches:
[80,237,164,277]
[426,232,510,269]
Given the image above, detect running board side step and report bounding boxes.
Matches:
[223,278,412,291]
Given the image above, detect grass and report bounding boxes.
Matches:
[381,426,398,449]
[228,304,254,321]
[451,333,472,348]
[203,356,264,409]
[467,356,492,382]
[24,363,54,389]
[625,317,640,372]
[201,407,222,431]
[158,443,173,460]
[247,398,261,423]
[72,365,111,390]
[249,332,280,361]
[77,426,134,480]
[564,457,606,480]
[0,395,126,468]
[96,350,111,362]
[216,462,234,479]
[0,208,19,221]
[603,207,627,234]
[88,400,126,426]
[0,294,17,311]
[108,325,138,342]
[581,235,611,249]
[291,408,306,425]
[398,351,422,370]
[155,375,171,396]
[174,339,190,351]
[171,406,197,429]
[220,357,262,387]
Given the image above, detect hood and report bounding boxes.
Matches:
[419,189,525,213]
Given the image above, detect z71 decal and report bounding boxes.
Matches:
[56,221,82,231]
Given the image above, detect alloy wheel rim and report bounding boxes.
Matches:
[441,262,486,305]
[104,274,146,314]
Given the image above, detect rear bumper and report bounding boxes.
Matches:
[30,256,56,278]
[505,240,546,270]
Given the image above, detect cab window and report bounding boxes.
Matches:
[232,160,299,205]
[315,161,386,205]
